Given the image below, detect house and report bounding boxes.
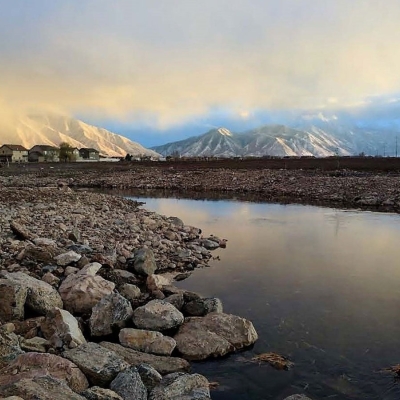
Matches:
[79,148,100,161]
[0,144,28,163]
[28,145,60,162]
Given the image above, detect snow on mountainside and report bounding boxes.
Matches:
[152,124,352,157]
[0,114,159,158]
[152,128,242,157]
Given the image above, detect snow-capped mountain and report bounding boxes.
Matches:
[152,125,352,157]
[0,114,159,158]
[152,128,242,157]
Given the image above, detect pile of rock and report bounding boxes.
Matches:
[0,187,258,399]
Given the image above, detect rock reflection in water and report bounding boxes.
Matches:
[121,191,400,400]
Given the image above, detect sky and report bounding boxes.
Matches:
[1,1,400,146]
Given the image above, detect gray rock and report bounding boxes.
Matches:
[119,283,141,301]
[0,376,86,400]
[174,312,258,360]
[133,248,157,276]
[41,307,86,349]
[137,364,162,392]
[149,372,211,400]
[2,272,63,315]
[63,342,129,386]
[55,250,81,266]
[100,342,190,375]
[283,396,313,400]
[20,337,48,352]
[132,300,184,331]
[68,228,81,243]
[0,326,23,369]
[90,293,133,337]
[200,239,219,250]
[0,279,27,321]
[81,386,123,400]
[164,293,184,310]
[183,297,223,317]
[119,328,176,356]
[110,367,147,400]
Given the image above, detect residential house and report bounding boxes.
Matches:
[0,144,28,163]
[28,145,60,162]
[79,148,100,161]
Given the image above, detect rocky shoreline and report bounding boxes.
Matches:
[0,187,267,400]
[2,165,400,214]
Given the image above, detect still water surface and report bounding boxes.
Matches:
[126,194,400,400]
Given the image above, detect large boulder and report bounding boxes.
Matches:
[100,342,190,375]
[0,279,27,321]
[90,293,133,337]
[149,372,211,400]
[2,272,63,315]
[119,328,176,356]
[0,352,89,393]
[63,342,129,386]
[182,297,223,317]
[0,325,23,369]
[133,248,157,276]
[59,263,115,314]
[41,307,86,349]
[132,300,184,331]
[0,376,86,400]
[110,367,147,400]
[174,312,258,360]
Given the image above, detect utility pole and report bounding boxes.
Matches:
[384,143,386,157]
[396,136,398,158]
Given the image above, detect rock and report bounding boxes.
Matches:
[20,337,48,352]
[90,293,133,337]
[81,386,123,400]
[0,279,27,321]
[174,313,258,360]
[137,364,162,392]
[0,376,86,400]
[164,293,185,310]
[110,367,147,400]
[2,272,63,315]
[10,221,36,241]
[283,396,313,400]
[200,239,219,250]
[100,342,190,375]
[68,228,81,243]
[0,327,23,369]
[33,237,57,246]
[63,342,129,386]
[119,328,176,356]
[41,272,60,287]
[119,283,141,301]
[0,352,89,393]
[149,372,211,400]
[41,307,86,349]
[59,263,115,314]
[133,248,157,276]
[12,317,44,339]
[183,297,223,317]
[146,274,170,291]
[54,250,81,266]
[132,300,184,331]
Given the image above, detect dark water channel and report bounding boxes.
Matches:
[117,190,400,399]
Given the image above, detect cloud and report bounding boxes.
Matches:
[1,0,400,127]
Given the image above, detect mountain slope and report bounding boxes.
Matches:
[0,114,159,158]
[152,128,242,157]
[152,125,353,157]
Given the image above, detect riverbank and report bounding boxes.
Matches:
[0,187,265,400]
[1,162,400,213]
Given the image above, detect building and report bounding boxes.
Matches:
[0,144,28,163]
[79,148,100,161]
[28,145,60,162]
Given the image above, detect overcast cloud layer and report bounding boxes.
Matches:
[1,0,400,129]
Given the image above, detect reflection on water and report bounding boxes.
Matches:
[125,194,400,400]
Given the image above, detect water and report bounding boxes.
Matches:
[124,193,400,399]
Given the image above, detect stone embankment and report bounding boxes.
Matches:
[0,187,263,400]
[2,166,400,213]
